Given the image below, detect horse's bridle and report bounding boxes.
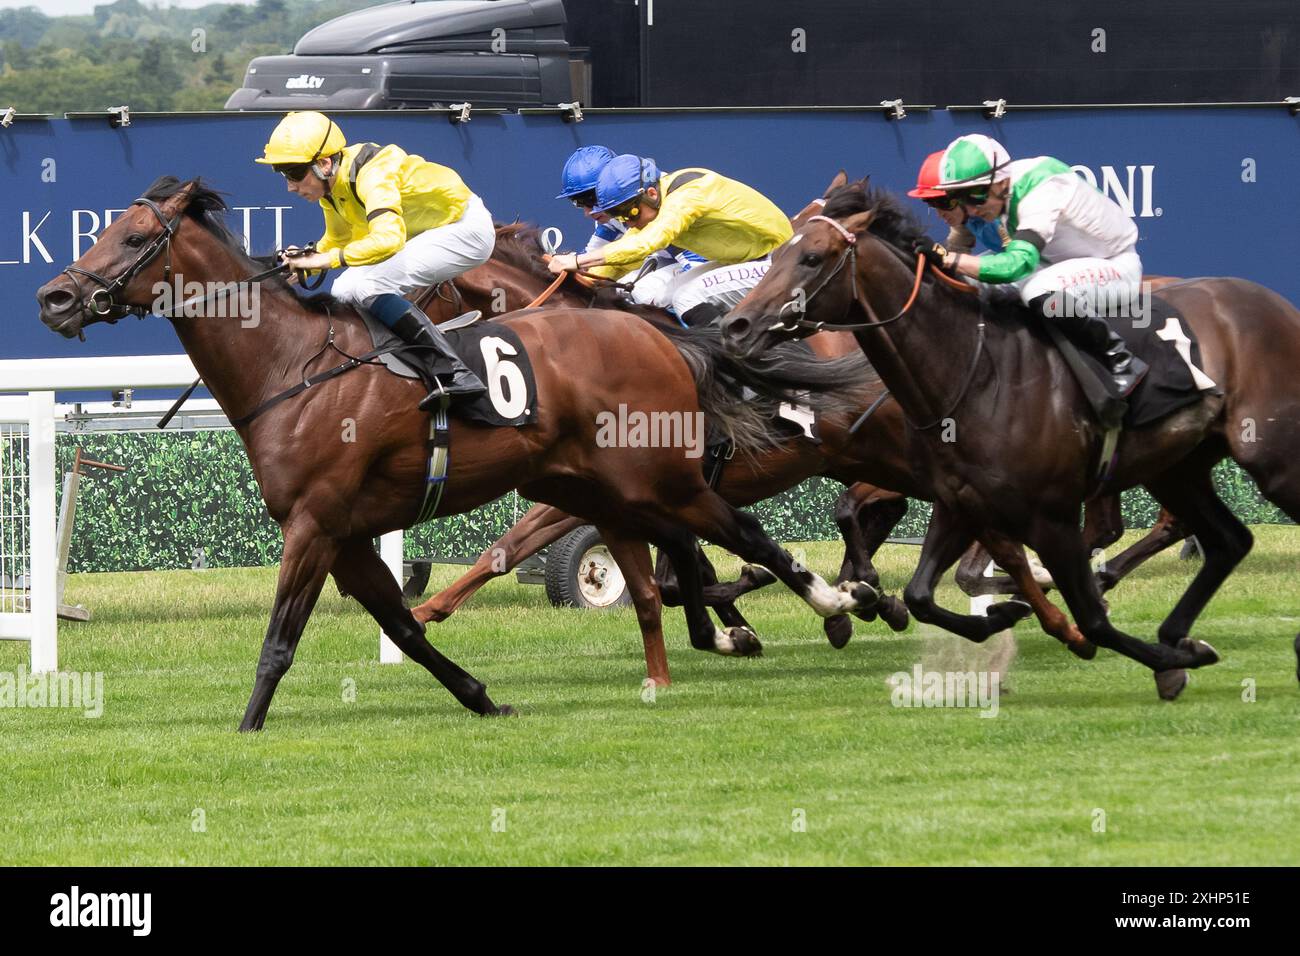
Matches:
[62,197,182,322]
[770,215,935,335]
[771,213,988,431]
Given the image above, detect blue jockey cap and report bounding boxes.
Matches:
[556,145,616,199]
[594,154,661,212]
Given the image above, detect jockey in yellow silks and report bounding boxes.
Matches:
[547,154,793,327]
[256,110,493,408]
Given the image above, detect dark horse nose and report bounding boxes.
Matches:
[37,284,77,316]
[721,313,753,353]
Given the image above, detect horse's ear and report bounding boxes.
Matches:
[845,176,870,198]
[159,179,200,217]
[841,209,876,235]
[825,169,848,194]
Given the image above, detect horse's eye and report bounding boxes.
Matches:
[124,234,146,248]
[801,252,822,268]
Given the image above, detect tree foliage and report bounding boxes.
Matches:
[0,0,376,113]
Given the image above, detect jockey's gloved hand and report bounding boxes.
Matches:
[912,237,949,270]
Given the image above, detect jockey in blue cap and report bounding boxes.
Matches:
[548,153,791,326]
[555,146,695,282]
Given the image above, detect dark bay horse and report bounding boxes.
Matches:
[35,177,883,729]
[722,179,1300,699]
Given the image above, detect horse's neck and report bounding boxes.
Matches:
[165,238,330,425]
[851,245,990,427]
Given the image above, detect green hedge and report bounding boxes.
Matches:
[1,431,1282,573]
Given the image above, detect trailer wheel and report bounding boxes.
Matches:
[544,526,632,610]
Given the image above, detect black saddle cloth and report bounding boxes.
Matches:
[993,292,1218,428]
[365,312,537,427]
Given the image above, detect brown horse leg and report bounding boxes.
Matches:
[1096,508,1189,593]
[412,504,586,624]
[597,532,673,685]
[901,502,1034,642]
[835,484,910,631]
[1140,469,1251,699]
[978,533,1097,660]
[239,520,340,732]
[332,536,513,716]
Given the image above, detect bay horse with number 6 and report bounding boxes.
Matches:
[35,176,886,730]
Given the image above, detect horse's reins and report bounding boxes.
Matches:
[782,214,987,432]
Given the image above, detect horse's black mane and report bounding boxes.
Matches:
[819,179,981,311]
[491,222,559,286]
[143,175,346,316]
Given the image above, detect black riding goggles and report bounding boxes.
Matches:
[569,190,598,209]
[607,199,642,222]
[953,187,993,206]
[923,194,962,211]
[274,163,314,183]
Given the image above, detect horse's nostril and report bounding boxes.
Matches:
[724,315,752,340]
[39,288,76,314]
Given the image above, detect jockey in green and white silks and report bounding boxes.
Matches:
[919,133,1149,414]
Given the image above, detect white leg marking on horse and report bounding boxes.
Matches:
[713,627,737,654]
[806,575,854,617]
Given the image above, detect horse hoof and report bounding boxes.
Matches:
[489,704,519,717]
[840,580,880,612]
[1067,637,1098,661]
[725,626,763,657]
[878,596,911,632]
[824,614,853,649]
[740,564,776,587]
[1155,669,1189,701]
[1179,637,1220,668]
[987,599,1033,631]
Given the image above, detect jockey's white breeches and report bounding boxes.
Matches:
[330,193,496,307]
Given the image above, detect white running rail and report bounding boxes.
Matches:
[0,355,404,665]
[0,392,57,672]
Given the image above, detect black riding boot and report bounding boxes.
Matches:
[386,303,486,410]
[1030,292,1148,426]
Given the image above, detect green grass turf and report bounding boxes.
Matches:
[2,527,1298,866]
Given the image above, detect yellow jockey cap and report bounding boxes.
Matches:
[255,111,347,165]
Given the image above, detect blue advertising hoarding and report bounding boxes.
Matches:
[1,106,1297,363]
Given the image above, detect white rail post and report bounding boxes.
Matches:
[379,530,404,663]
[28,391,57,673]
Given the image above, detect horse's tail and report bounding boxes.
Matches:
[660,324,876,454]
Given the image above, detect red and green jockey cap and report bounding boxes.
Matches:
[935,134,1013,191]
[907,150,948,199]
